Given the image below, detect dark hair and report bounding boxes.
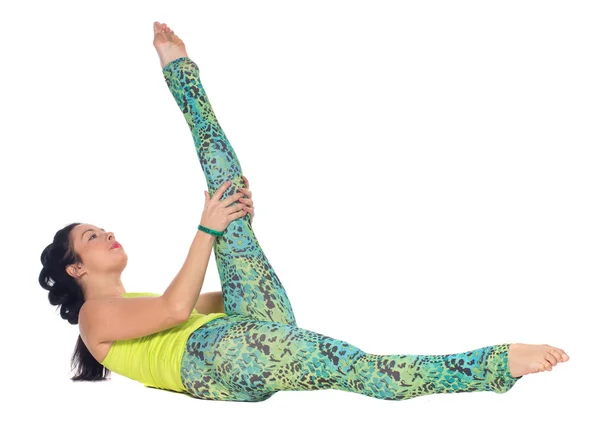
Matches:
[38,222,111,382]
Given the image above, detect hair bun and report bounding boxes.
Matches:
[48,287,70,306]
[39,225,87,326]
[61,300,83,325]
[41,244,53,267]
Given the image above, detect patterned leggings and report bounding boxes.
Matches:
[162,57,522,402]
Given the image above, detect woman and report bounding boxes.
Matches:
[38,22,569,402]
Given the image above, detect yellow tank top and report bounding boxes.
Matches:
[99,292,228,393]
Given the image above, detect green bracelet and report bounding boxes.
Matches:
[198,224,224,237]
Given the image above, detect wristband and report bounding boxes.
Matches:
[198,224,224,237]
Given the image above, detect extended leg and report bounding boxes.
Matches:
[162,57,297,326]
[181,316,522,402]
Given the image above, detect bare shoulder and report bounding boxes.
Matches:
[78,299,111,363]
[78,294,183,364]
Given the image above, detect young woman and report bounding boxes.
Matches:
[38,22,569,402]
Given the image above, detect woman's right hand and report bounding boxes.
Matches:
[200,180,248,233]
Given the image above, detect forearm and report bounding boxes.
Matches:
[164,229,216,318]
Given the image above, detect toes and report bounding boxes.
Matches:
[552,346,569,362]
[559,349,570,361]
[548,349,563,364]
[545,352,558,366]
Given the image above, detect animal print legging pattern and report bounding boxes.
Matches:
[162,56,522,402]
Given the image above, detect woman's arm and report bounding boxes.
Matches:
[163,230,216,319]
[194,291,225,314]
[163,180,246,318]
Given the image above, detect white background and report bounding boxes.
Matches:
[1,0,597,434]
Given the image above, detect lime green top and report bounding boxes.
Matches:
[100,292,227,393]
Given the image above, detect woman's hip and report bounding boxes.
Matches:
[180,314,277,402]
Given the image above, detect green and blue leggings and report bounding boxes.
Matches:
[162,56,522,402]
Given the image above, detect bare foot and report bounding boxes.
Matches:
[508,343,570,378]
[153,21,188,69]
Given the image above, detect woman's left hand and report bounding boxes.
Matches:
[237,175,255,224]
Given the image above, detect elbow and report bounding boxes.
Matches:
[172,305,191,323]
[163,296,191,323]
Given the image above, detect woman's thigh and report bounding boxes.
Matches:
[180,314,279,402]
[180,314,363,402]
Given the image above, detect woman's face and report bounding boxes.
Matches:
[67,223,128,282]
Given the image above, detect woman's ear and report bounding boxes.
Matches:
[66,262,84,280]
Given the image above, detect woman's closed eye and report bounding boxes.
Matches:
[89,234,96,241]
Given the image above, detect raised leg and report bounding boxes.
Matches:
[180,316,522,402]
[162,57,297,326]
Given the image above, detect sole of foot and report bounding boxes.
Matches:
[508,343,570,378]
[153,21,188,69]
